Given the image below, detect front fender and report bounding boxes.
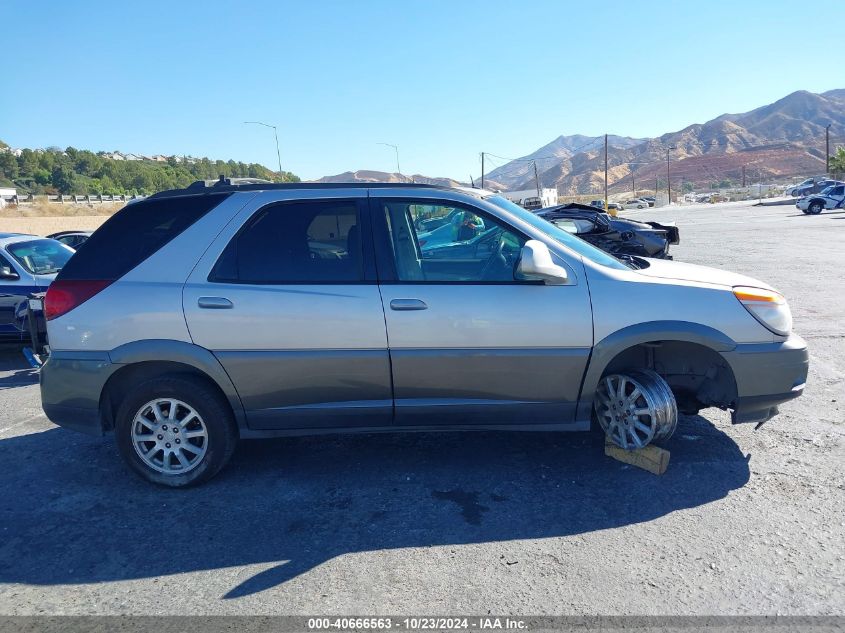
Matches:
[575,321,736,423]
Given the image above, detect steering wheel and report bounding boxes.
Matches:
[478,233,509,281]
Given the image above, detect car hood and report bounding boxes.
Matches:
[33,273,58,290]
[634,257,775,290]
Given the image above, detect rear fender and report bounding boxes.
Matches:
[108,339,247,428]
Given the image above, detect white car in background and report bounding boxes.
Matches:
[796,184,845,215]
[623,199,649,209]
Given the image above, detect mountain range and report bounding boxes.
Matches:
[318,89,845,195]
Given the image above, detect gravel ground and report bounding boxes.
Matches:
[0,201,842,616]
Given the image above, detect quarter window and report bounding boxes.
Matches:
[379,200,526,282]
[212,200,363,283]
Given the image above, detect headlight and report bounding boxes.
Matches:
[733,286,792,335]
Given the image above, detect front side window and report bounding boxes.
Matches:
[212,200,363,283]
[380,200,526,282]
[6,239,73,275]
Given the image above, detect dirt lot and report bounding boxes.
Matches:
[0,201,842,616]
[0,212,109,236]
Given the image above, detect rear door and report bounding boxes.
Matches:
[183,190,392,430]
[371,192,594,427]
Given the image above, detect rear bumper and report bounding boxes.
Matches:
[720,333,809,425]
[39,351,116,436]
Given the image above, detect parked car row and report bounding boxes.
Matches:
[786,177,844,198]
[589,197,654,212]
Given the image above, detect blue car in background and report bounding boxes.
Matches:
[0,233,74,341]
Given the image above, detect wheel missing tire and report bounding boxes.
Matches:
[594,369,678,450]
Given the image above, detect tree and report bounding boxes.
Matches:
[18,149,38,177]
[0,152,19,179]
[830,147,845,174]
[51,164,78,194]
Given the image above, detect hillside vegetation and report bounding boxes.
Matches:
[0,140,299,195]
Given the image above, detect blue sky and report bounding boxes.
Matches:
[3,0,842,181]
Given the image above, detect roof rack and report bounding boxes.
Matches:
[147,175,448,199]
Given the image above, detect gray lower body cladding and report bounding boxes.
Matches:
[39,336,807,436]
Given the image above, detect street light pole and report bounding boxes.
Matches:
[666,146,677,204]
[377,143,401,175]
[244,121,282,178]
[826,123,832,174]
[604,134,609,212]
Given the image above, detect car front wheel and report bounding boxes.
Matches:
[594,369,678,450]
[808,201,824,215]
[115,375,238,487]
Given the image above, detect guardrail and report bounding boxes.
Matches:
[44,194,132,203]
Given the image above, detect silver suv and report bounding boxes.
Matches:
[40,181,809,486]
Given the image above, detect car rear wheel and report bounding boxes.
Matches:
[594,369,678,450]
[115,375,238,487]
[808,201,824,215]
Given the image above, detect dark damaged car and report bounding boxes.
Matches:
[536,204,680,259]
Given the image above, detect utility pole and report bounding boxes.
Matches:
[244,121,282,177]
[826,124,832,174]
[533,161,541,198]
[742,164,746,187]
[604,134,608,211]
[481,152,485,190]
[666,146,677,204]
[377,143,401,175]
[631,169,635,194]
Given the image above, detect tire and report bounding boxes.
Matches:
[115,375,238,487]
[594,369,678,450]
[808,201,824,215]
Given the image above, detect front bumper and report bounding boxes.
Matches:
[720,333,809,425]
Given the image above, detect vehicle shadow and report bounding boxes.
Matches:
[0,348,38,390]
[0,414,750,599]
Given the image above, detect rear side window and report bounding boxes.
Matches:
[211,200,363,284]
[57,194,229,281]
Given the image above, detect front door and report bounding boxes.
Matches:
[371,193,594,427]
[183,192,392,430]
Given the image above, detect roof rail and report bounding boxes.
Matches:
[147,175,448,199]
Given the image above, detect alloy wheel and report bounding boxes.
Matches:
[594,370,678,450]
[131,398,209,474]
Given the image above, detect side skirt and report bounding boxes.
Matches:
[239,419,591,439]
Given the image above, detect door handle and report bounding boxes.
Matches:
[197,296,233,309]
[390,298,428,311]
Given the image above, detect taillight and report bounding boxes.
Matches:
[44,280,112,321]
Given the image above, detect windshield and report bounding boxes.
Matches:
[485,195,629,270]
[6,239,74,275]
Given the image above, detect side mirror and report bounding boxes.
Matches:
[516,240,569,285]
[0,265,19,280]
